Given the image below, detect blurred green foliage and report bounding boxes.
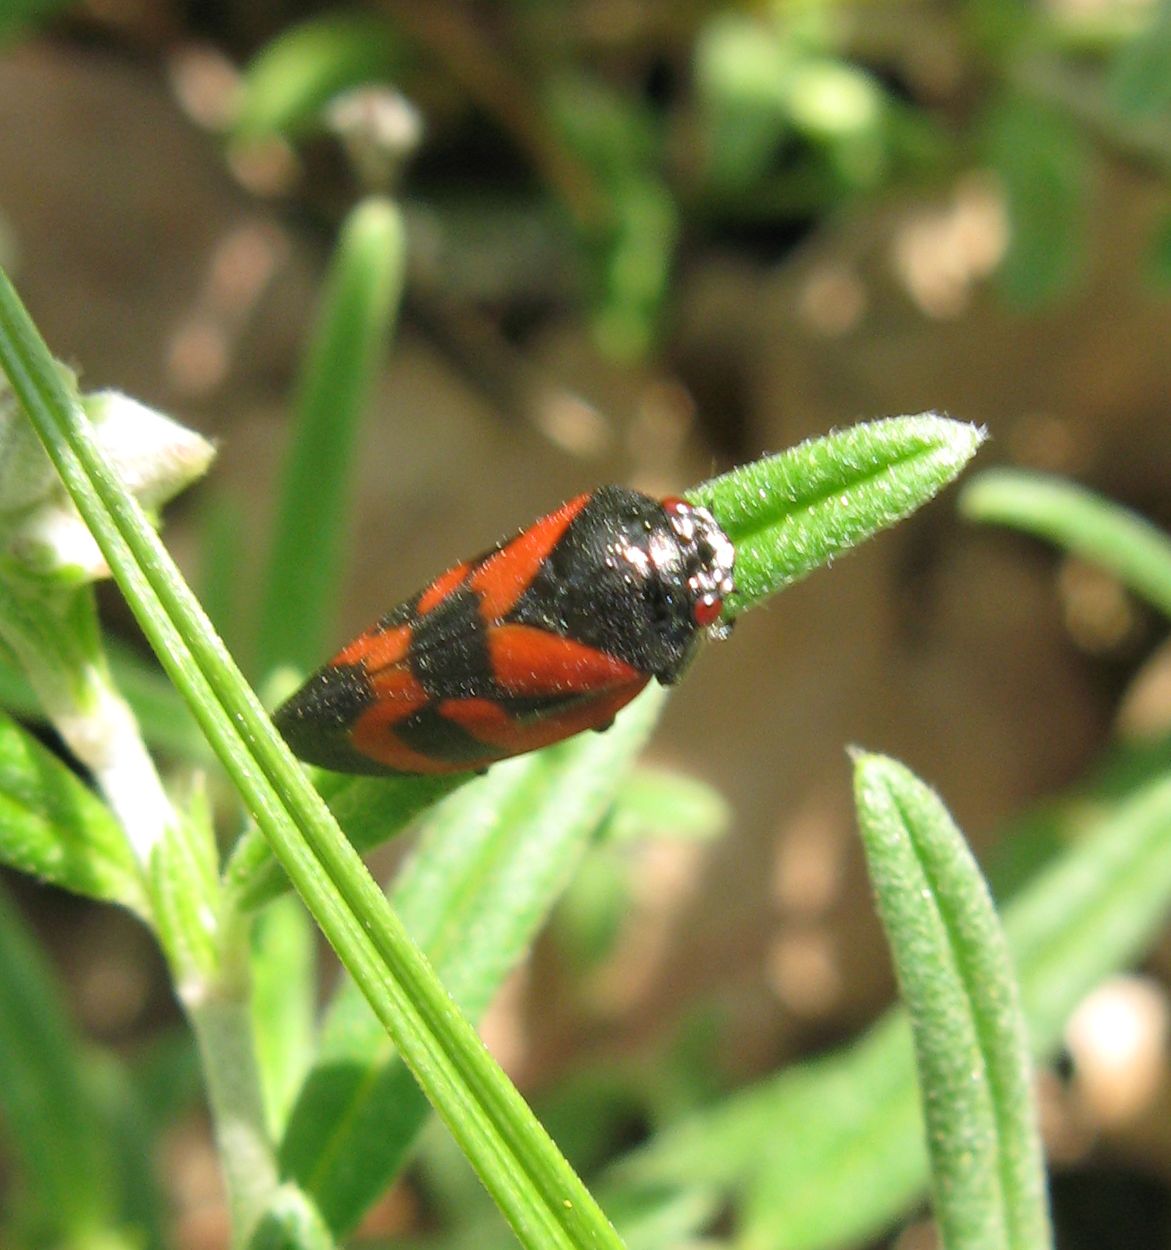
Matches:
[223,0,1171,350]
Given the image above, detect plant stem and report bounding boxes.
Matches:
[60,674,174,867]
[187,984,280,1245]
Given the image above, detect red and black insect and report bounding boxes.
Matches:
[273,486,735,775]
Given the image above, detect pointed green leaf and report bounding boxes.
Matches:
[853,753,1051,1250]
[621,762,1171,1250]
[690,414,984,615]
[148,781,220,977]
[251,895,317,1137]
[234,414,980,907]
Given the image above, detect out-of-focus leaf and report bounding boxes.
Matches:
[256,198,406,679]
[235,13,407,140]
[1109,0,1171,118]
[603,767,730,844]
[224,769,462,910]
[984,96,1087,307]
[0,881,119,1244]
[547,74,676,360]
[197,489,249,663]
[247,1184,334,1250]
[553,845,630,971]
[0,0,73,44]
[1146,211,1171,289]
[695,14,797,194]
[960,469,1171,620]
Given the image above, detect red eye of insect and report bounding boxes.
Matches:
[692,596,723,628]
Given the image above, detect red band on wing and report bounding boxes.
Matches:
[438,684,648,754]
[335,623,411,673]
[367,664,428,710]
[348,666,434,770]
[349,714,454,773]
[487,622,642,695]
[417,561,472,614]
[470,493,591,621]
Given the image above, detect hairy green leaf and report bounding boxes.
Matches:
[854,753,1050,1250]
[691,414,984,616]
[0,708,146,913]
[620,763,1171,1249]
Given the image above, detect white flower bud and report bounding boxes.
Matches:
[0,377,215,581]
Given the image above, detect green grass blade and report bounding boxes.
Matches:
[280,687,665,1235]
[256,198,406,679]
[197,489,249,660]
[960,468,1171,619]
[0,880,119,1244]
[0,707,148,914]
[690,414,985,616]
[0,266,624,1250]
[853,753,1051,1250]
